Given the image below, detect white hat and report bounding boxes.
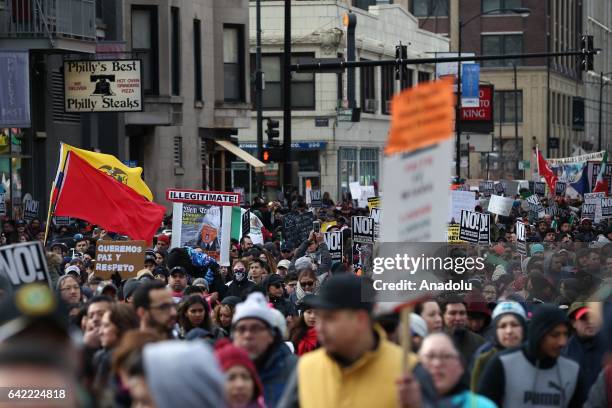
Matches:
[65,265,80,275]
[295,256,314,271]
[277,260,291,270]
[410,313,428,338]
[232,292,276,328]
[492,301,526,323]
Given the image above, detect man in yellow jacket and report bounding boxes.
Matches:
[277,274,437,408]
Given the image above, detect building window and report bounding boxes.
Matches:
[131,6,158,94]
[418,71,431,83]
[352,0,376,10]
[194,19,202,102]
[481,34,523,67]
[173,136,183,167]
[360,59,376,113]
[338,147,379,195]
[171,7,180,96]
[223,25,245,102]
[250,53,315,110]
[381,65,394,115]
[411,0,449,17]
[494,90,523,122]
[482,0,522,14]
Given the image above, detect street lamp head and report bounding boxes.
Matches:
[511,7,531,17]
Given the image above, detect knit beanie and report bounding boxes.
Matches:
[143,340,224,408]
[232,292,276,328]
[527,304,568,357]
[215,339,263,399]
[295,256,314,271]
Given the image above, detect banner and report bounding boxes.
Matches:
[479,181,494,196]
[479,213,490,244]
[0,242,50,289]
[488,195,514,216]
[555,181,567,196]
[94,240,145,279]
[449,190,476,223]
[516,222,527,256]
[352,216,375,244]
[63,59,143,112]
[459,210,481,243]
[282,212,315,248]
[310,190,322,208]
[323,231,343,262]
[547,151,605,165]
[461,64,480,107]
[0,51,30,127]
[588,162,612,195]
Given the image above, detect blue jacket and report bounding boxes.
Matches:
[256,342,297,407]
[562,333,606,393]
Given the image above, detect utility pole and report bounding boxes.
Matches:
[599,71,603,151]
[282,0,292,187]
[255,0,263,162]
[514,64,519,178]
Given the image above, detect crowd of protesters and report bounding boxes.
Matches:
[0,186,611,408]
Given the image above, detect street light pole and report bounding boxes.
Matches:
[514,63,519,178]
[256,0,263,162]
[599,71,604,151]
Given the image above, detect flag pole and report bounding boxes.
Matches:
[44,147,69,246]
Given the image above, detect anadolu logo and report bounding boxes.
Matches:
[99,165,128,184]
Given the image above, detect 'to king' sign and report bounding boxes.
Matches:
[461,85,492,121]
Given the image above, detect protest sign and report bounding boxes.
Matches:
[282,212,315,248]
[582,203,596,220]
[53,216,71,226]
[321,221,337,233]
[23,198,39,221]
[449,190,476,223]
[323,231,343,262]
[544,204,558,218]
[487,195,514,216]
[352,216,375,244]
[516,222,527,256]
[459,210,481,243]
[349,182,361,205]
[242,209,250,236]
[358,186,376,209]
[233,187,245,206]
[367,196,381,211]
[370,208,381,241]
[166,189,240,206]
[479,181,494,196]
[0,241,50,289]
[0,193,5,216]
[494,182,505,195]
[94,240,145,279]
[584,192,604,222]
[446,224,465,244]
[310,190,322,208]
[526,195,545,217]
[529,181,546,197]
[601,197,612,218]
[479,213,490,244]
[555,182,567,196]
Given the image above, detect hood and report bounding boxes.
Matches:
[526,304,568,365]
[143,340,224,408]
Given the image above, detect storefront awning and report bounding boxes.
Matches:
[215,140,266,171]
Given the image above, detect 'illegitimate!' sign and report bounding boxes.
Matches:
[166,189,240,206]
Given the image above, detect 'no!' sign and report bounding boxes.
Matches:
[0,242,50,289]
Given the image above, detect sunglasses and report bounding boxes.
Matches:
[300,280,315,288]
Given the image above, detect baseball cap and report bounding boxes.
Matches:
[530,243,545,256]
[277,260,291,270]
[122,278,141,300]
[65,265,81,276]
[144,254,156,264]
[568,301,589,320]
[301,274,374,312]
[280,242,294,252]
[170,266,187,276]
[157,234,170,245]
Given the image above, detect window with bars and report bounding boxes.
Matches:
[493,90,523,123]
[481,34,523,67]
[173,136,183,168]
[360,59,376,113]
[338,148,379,195]
[381,65,394,115]
[418,71,431,83]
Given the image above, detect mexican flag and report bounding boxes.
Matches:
[593,152,608,194]
[230,206,265,245]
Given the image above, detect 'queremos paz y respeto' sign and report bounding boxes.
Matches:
[64,60,143,112]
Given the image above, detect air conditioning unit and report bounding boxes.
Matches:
[364,99,378,113]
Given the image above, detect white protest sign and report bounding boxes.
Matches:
[449,190,476,223]
[584,192,604,222]
[487,195,514,216]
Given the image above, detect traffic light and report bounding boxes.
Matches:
[262,146,283,163]
[265,119,280,146]
[580,35,594,72]
[395,44,408,81]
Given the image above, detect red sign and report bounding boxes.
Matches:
[461,85,493,121]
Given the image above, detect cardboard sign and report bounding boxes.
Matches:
[478,213,490,244]
[555,182,567,197]
[601,197,612,218]
[323,231,343,262]
[487,195,514,216]
[282,212,315,248]
[352,216,375,244]
[242,209,250,236]
[449,190,476,223]
[479,181,494,196]
[23,199,39,221]
[529,181,546,196]
[310,190,322,208]
[0,242,50,289]
[94,240,146,279]
[447,224,465,244]
[459,210,481,243]
[516,222,527,256]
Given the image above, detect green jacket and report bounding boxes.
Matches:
[471,346,500,391]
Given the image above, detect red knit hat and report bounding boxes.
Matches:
[214,339,263,398]
[157,234,170,244]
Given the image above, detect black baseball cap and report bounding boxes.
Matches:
[301,274,374,312]
[170,266,187,276]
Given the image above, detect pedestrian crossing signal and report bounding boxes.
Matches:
[262,147,283,163]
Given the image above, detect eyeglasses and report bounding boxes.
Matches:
[150,302,175,312]
[60,285,80,292]
[300,280,315,288]
[421,353,459,364]
[233,324,269,335]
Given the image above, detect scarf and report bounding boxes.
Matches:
[298,327,318,356]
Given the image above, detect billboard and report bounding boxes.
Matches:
[460,85,494,133]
